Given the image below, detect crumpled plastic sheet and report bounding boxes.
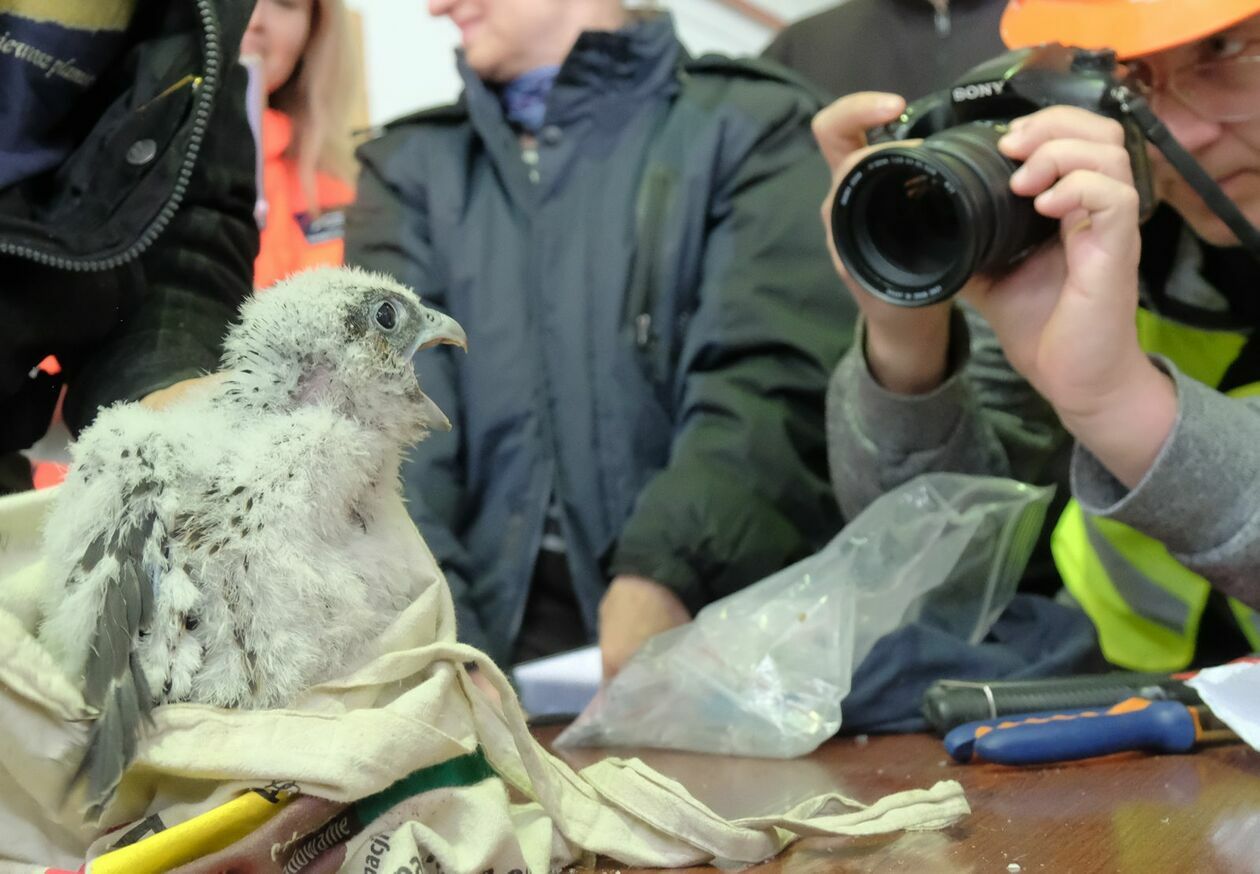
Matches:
[558,473,1054,758]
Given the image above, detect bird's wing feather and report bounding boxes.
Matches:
[43,413,170,820]
[72,485,163,819]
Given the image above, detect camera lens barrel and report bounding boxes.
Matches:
[832,122,1055,307]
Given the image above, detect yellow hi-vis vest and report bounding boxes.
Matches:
[1052,307,1260,672]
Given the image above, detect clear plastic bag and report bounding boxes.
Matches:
[556,473,1054,757]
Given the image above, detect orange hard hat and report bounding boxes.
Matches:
[1002,0,1260,59]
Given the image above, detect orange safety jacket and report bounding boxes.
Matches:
[254,109,354,290]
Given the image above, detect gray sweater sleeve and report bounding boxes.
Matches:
[1072,359,1260,610]
[829,310,1260,611]
[826,305,1068,522]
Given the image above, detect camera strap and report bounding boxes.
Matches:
[1111,88,1260,392]
[1113,87,1260,266]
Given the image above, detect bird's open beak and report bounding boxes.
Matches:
[415,391,452,432]
[408,308,464,433]
[409,308,468,358]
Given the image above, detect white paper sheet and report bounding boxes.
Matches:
[1186,660,1260,751]
[511,645,601,718]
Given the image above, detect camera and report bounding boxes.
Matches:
[831,44,1155,307]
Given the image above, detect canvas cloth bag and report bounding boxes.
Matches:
[0,488,969,874]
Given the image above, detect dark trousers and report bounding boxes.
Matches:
[511,549,592,665]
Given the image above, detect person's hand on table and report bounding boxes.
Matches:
[598,574,691,681]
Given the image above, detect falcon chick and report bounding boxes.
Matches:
[36,266,466,819]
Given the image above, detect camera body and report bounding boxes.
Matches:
[832,44,1154,306]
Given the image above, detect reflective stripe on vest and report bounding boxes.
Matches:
[1052,307,1260,671]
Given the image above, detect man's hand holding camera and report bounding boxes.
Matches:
[816,93,1176,489]
[984,106,1177,488]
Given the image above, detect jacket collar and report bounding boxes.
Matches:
[459,11,682,135]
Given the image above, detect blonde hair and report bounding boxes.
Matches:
[269,0,359,211]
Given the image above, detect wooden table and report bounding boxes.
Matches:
[534,726,1260,873]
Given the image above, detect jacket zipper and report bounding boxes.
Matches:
[0,0,222,272]
[506,130,556,643]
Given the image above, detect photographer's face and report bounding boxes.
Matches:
[428,0,579,82]
[1135,15,1260,246]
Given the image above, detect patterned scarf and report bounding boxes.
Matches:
[498,65,561,134]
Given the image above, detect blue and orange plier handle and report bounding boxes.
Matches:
[944,696,1210,765]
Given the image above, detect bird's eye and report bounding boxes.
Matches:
[374,300,398,331]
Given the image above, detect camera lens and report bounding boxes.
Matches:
[860,167,961,285]
[831,121,1055,307]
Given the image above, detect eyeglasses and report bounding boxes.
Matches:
[1126,47,1260,123]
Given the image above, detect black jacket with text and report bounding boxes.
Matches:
[0,0,258,454]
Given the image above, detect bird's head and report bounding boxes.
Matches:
[221,267,467,441]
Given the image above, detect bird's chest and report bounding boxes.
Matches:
[167,521,393,708]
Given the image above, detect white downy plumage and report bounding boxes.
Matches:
[36,266,466,819]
